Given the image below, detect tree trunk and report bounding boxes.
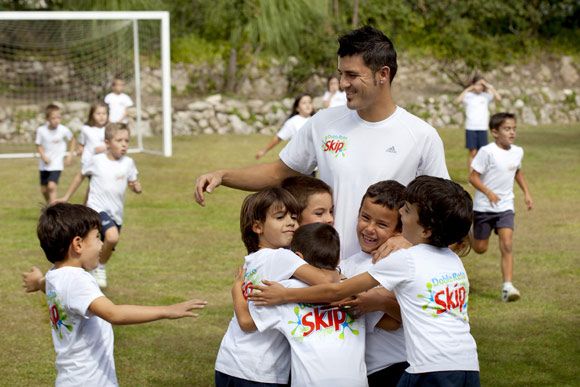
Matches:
[333,0,339,19]
[225,47,237,93]
[352,0,359,28]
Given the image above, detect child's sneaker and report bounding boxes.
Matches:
[502,284,520,302]
[91,264,107,289]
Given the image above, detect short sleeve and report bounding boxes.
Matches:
[462,92,474,105]
[368,249,413,291]
[417,130,450,179]
[104,94,112,104]
[322,91,331,102]
[248,302,282,333]
[485,92,494,102]
[279,117,318,175]
[265,249,306,281]
[82,156,95,176]
[35,127,42,145]
[78,127,87,145]
[124,94,133,107]
[470,147,489,174]
[127,158,138,182]
[66,272,104,318]
[276,118,296,141]
[63,127,73,141]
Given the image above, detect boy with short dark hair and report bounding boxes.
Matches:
[24,203,206,387]
[281,175,334,225]
[469,112,533,302]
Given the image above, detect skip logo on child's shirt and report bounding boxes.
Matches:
[418,271,469,321]
[242,268,259,299]
[288,303,359,341]
[321,134,348,157]
[47,291,73,340]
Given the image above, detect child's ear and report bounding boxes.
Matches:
[421,228,432,240]
[294,251,305,260]
[251,221,263,235]
[69,236,83,256]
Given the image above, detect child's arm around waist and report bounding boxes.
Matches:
[232,266,257,332]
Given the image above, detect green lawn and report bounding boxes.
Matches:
[1,124,578,386]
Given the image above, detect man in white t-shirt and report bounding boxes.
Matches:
[194,26,449,261]
[104,79,133,123]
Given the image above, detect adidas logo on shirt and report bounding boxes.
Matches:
[385,146,397,153]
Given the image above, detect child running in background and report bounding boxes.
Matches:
[232,223,367,387]
[215,187,339,386]
[456,75,501,171]
[250,176,481,387]
[35,104,76,203]
[22,203,206,387]
[281,175,334,226]
[255,94,314,159]
[322,75,347,108]
[104,78,133,124]
[62,102,109,205]
[339,180,408,387]
[469,112,533,302]
[57,123,141,288]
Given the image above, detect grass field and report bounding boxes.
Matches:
[1,124,579,386]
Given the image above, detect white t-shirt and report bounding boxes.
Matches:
[341,251,407,375]
[83,153,138,225]
[215,248,307,383]
[35,124,73,171]
[104,92,133,123]
[249,278,367,387]
[78,125,106,166]
[368,244,479,374]
[471,142,523,213]
[277,114,310,141]
[45,267,117,387]
[323,90,347,108]
[463,92,493,130]
[279,105,449,259]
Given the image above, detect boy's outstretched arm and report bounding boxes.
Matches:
[128,180,142,194]
[292,263,341,286]
[515,169,533,210]
[89,297,207,325]
[454,85,473,104]
[334,287,401,321]
[372,234,412,263]
[469,170,499,206]
[232,267,257,332]
[56,172,86,203]
[22,266,46,293]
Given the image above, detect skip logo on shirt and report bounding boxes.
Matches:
[288,304,359,340]
[241,268,259,299]
[418,272,469,321]
[47,291,73,340]
[321,134,348,157]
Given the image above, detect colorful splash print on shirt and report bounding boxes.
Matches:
[417,271,469,321]
[287,303,359,341]
[46,291,73,340]
[241,268,261,299]
[321,134,348,158]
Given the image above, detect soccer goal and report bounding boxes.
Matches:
[0,11,172,158]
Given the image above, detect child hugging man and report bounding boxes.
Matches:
[281,175,334,226]
[104,78,133,124]
[469,112,533,302]
[35,104,76,203]
[233,223,367,387]
[23,203,206,387]
[250,176,480,387]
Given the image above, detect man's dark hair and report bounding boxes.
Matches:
[37,203,101,263]
[489,112,516,131]
[338,25,398,82]
[281,176,332,221]
[240,188,300,254]
[290,223,340,271]
[360,180,405,232]
[405,176,473,248]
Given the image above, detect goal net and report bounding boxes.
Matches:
[0,11,172,158]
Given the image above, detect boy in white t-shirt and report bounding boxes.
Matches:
[22,203,206,387]
[58,123,142,288]
[250,176,480,387]
[469,112,533,302]
[232,223,367,387]
[104,78,133,124]
[35,104,76,203]
[281,175,334,226]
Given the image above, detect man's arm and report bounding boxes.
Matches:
[515,169,533,210]
[194,159,300,206]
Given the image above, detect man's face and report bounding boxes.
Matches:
[338,55,382,114]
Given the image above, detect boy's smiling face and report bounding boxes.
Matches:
[300,192,334,226]
[356,197,399,253]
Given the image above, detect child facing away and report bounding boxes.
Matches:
[58,123,142,288]
[214,187,340,387]
[322,75,347,108]
[339,180,408,387]
[250,176,481,387]
[456,75,501,171]
[22,203,206,387]
[255,94,314,159]
[469,112,533,302]
[281,175,334,226]
[232,223,367,387]
[104,78,133,124]
[35,104,76,203]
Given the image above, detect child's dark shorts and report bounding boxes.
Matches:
[215,370,288,387]
[397,370,480,387]
[39,170,61,185]
[99,211,122,238]
[465,130,488,150]
[473,210,514,240]
[368,361,409,387]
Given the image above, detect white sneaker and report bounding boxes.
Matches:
[502,285,520,302]
[91,264,107,289]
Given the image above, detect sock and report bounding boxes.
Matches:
[503,282,513,289]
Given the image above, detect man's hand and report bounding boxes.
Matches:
[372,235,412,263]
[194,171,224,206]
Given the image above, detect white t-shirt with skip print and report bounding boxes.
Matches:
[215,248,306,384]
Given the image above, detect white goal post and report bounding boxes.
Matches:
[0,11,172,157]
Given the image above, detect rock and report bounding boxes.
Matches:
[560,56,578,85]
[521,106,538,126]
[205,94,222,104]
[514,99,525,109]
[187,101,211,111]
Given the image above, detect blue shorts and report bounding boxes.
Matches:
[215,371,288,387]
[397,370,480,387]
[39,170,61,185]
[368,361,409,387]
[99,211,121,238]
[465,130,488,150]
[473,210,514,240]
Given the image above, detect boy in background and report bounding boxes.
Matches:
[469,112,533,302]
[281,175,334,226]
[35,104,76,203]
[104,78,133,124]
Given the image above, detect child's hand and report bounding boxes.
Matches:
[129,180,142,194]
[166,299,208,319]
[485,190,500,206]
[247,280,286,306]
[41,155,51,164]
[22,267,44,293]
[64,154,73,166]
[372,235,412,263]
[524,194,533,210]
[51,197,68,205]
[255,149,266,159]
